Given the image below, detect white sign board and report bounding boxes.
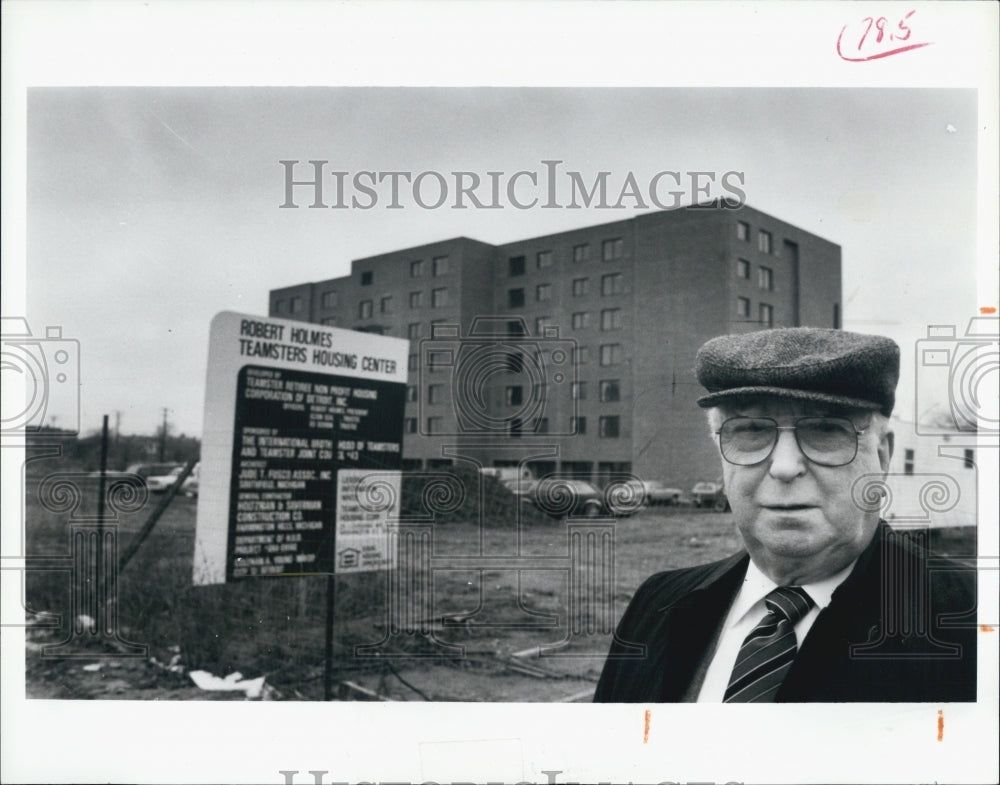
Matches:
[193,311,408,585]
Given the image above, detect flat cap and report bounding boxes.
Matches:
[695,327,899,416]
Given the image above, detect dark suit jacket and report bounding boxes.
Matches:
[594,522,977,702]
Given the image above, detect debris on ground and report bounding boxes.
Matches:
[188,669,268,699]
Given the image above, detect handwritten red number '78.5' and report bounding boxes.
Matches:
[837,10,933,62]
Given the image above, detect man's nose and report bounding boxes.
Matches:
[768,428,808,481]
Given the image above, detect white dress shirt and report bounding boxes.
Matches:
[696,557,857,702]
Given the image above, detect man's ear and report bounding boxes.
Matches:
[877,430,894,473]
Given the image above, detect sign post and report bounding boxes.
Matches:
[193,311,408,697]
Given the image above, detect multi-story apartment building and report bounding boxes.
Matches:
[270,205,841,488]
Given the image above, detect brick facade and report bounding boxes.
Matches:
[269,205,841,488]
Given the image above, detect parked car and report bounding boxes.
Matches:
[691,480,730,511]
[604,479,654,516]
[637,480,684,506]
[481,466,534,483]
[505,477,606,518]
[125,462,184,480]
[500,477,539,510]
[144,463,199,495]
[180,463,200,497]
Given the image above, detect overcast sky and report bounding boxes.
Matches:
[27,87,979,437]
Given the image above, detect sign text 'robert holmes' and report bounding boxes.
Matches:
[279,159,747,210]
[240,318,398,373]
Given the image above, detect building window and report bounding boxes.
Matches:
[426,416,442,434]
[408,354,418,371]
[405,418,417,434]
[507,319,526,337]
[432,287,448,308]
[536,417,550,434]
[571,312,589,330]
[289,296,303,314]
[601,273,624,296]
[426,350,448,371]
[574,346,590,365]
[406,386,418,403]
[410,259,424,278]
[601,308,622,331]
[505,386,523,406]
[600,379,621,402]
[571,416,587,435]
[600,344,622,366]
[535,316,550,335]
[737,221,750,241]
[737,259,750,279]
[427,384,444,404]
[537,250,553,269]
[758,266,773,291]
[599,415,621,438]
[571,381,587,400]
[380,295,393,314]
[273,299,284,314]
[573,243,591,263]
[407,323,422,340]
[964,449,974,469]
[509,255,526,276]
[602,238,624,261]
[759,303,774,327]
[321,316,337,326]
[321,290,339,308]
[737,297,751,318]
[509,418,523,438]
[360,271,373,286]
[904,448,915,475]
[432,255,449,276]
[572,277,589,297]
[508,288,525,308]
[358,300,373,319]
[758,230,772,254]
[409,291,423,308]
[536,283,552,302]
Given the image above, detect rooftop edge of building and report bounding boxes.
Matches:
[269,202,840,294]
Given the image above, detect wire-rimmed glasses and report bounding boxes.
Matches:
[716,416,867,467]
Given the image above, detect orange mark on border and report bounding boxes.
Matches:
[981,625,996,632]
[937,709,944,741]
[643,709,651,743]
[980,306,997,314]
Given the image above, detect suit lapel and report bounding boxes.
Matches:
[649,552,749,701]
[779,522,886,701]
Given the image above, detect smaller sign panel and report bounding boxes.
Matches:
[334,469,402,573]
[194,312,408,585]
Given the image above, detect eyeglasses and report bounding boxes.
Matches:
[716,416,867,467]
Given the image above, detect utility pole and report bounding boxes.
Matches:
[159,408,168,461]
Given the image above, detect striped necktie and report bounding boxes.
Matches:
[723,585,814,703]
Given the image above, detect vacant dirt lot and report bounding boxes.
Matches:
[22,471,974,702]
[22,472,742,701]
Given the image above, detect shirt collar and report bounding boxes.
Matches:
[726,557,857,629]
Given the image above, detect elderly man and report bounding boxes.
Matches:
[594,328,976,702]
